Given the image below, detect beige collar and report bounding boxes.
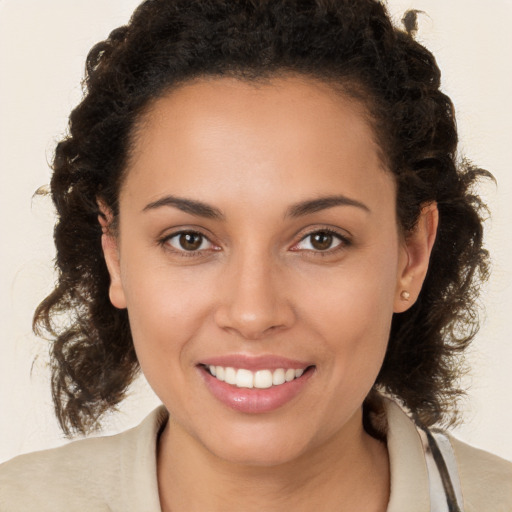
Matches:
[383,397,431,511]
[135,399,437,512]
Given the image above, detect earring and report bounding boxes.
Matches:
[400,290,410,301]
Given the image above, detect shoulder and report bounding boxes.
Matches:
[380,395,512,511]
[0,406,167,512]
[0,434,122,511]
[447,434,512,511]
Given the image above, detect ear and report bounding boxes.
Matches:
[97,201,127,309]
[394,202,439,313]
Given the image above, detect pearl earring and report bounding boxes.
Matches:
[400,290,410,301]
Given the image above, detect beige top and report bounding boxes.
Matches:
[1,399,511,511]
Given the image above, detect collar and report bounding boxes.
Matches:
[382,397,431,511]
[131,399,437,512]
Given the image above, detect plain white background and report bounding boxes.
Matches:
[1,0,511,464]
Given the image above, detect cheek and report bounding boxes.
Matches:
[119,260,217,373]
[294,244,399,366]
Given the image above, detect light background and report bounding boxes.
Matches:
[1,0,511,463]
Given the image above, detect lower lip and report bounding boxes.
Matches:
[199,366,314,414]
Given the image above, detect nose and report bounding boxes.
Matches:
[214,250,295,340]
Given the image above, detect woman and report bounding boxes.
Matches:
[1,0,510,510]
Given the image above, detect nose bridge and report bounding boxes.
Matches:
[215,243,293,339]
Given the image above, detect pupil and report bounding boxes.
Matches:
[180,233,202,250]
[312,232,332,250]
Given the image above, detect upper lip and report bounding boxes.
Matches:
[198,354,313,371]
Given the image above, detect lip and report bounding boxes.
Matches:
[198,357,315,414]
[199,354,312,371]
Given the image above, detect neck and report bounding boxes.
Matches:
[157,410,390,512]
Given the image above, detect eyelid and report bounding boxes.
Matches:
[157,225,351,257]
[158,228,220,256]
[168,232,212,251]
[290,227,352,253]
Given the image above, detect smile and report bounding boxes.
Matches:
[207,365,305,389]
[199,360,315,413]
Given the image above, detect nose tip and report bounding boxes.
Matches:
[219,308,287,340]
[214,261,295,340]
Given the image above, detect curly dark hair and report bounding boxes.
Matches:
[34,0,491,436]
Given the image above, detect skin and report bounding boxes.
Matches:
[101,76,438,511]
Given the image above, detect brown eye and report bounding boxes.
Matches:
[167,231,212,252]
[179,233,203,250]
[294,230,345,252]
[310,232,334,250]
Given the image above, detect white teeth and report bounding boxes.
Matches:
[236,369,254,388]
[272,368,286,385]
[216,366,225,381]
[224,367,237,385]
[254,370,273,389]
[207,365,308,388]
[285,369,295,382]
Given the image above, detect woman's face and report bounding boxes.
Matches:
[103,76,430,466]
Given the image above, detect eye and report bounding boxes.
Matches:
[166,231,214,252]
[294,230,346,252]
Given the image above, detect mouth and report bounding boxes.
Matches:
[198,361,316,414]
[203,364,311,389]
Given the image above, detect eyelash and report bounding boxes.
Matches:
[158,227,351,258]
[291,228,351,256]
[158,230,218,258]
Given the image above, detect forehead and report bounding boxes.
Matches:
[130,75,383,160]
[122,75,394,213]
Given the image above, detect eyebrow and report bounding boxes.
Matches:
[285,195,370,218]
[142,193,370,220]
[143,195,225,220]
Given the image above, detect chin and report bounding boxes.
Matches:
[203,416,330,468]
[213,440,306,468]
